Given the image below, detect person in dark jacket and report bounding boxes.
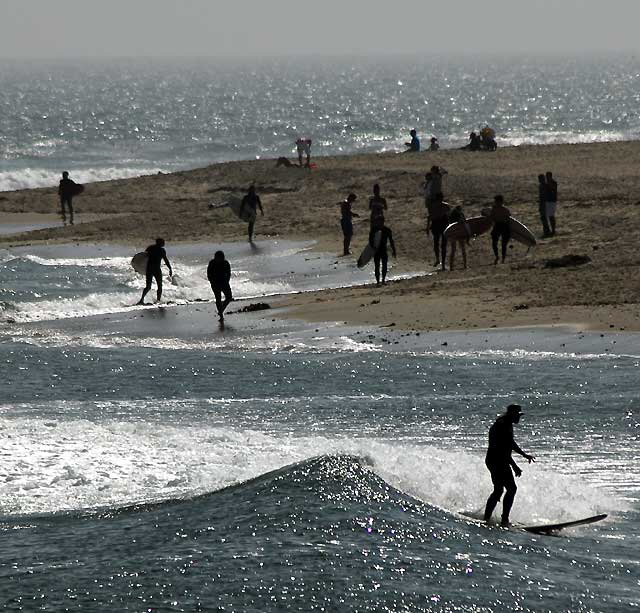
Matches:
[207,250,233,321]
[484,404,536,527]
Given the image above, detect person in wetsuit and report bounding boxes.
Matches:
[241,185,264,243]
[137,238,172,305]
[369,218,396,287]
[58,171,77,225]
[484,404,535,527]
[426,192,450,269]
[447,204,469,270]
[207,250,232,322]
[489,194,511,265]
[338,193,359,256]
[368,183,387,227]
[537,174,551,238]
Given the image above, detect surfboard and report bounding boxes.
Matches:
[357,231,382,268]
[521,514,607,535]
[131,251,148,274]
[509,217,536,248]
[460,511,607,535]
[72,184,84,196]
[443,216,493,240]
[228,196,257,223]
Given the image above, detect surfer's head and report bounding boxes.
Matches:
[155,238,165,247]
[248,185,255,195]
[373,183,380,197]
[62,171,69,179]
[506,404,523,423]
[494,195,504,206]
[214,250,225,261]
[347,193,357,203]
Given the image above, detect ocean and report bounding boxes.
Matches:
[2,55,640,191]
[0,240,638,611]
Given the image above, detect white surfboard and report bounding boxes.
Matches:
[460,511,607,535]
[131,252,148,274]
[357,230,382,268]
[509,217,536,248]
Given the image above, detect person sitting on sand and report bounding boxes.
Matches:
[58,171,78,225]
[207,250,233,322]
[296,138,312,167]
[480,126,497,151]
[369,184,388,227]
[545,171,558,236]
[489,195,511,265]
[537,174,551,237]
[241,185,264,243]
[429,136,440,151]
[464,132,482,152]
[405,129,420,152]
[137,238,172,305]
[426,192,451,269]
[447,204,470,271]
[369,218,396,287]
[276,156,295,168]
[338,193,359,256]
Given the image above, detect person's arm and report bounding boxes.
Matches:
[510,458,522,477]
[225,261,231,284]
[512,440,535,463]
[163,252,173,277]
[257,196,264,215]
[388,230,396,258]
[207,261,214,284]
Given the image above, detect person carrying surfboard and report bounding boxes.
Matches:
[207,250,233,322]
[338,193,359,256]
[136,238,173,305]
[484,404,535,527]
[240,186,264,243]
[369,218,396,287]
[58,171,81,226]
[489,195,511,264]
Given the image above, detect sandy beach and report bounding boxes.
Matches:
[2,140,639,332]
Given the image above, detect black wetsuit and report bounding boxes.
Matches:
[484,415,518,523]
[145,244,167,292]
[369,226,395,283]
[58,178,77,223]
[207,258,232,316]
[538,182,550,236]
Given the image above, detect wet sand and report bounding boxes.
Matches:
[2,141,639,332]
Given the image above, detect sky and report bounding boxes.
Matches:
[2,0,640,59]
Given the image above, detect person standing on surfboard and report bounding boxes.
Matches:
[241,186,264,243]
[484,404,535,527]
[58,171,79,225]
[137,238,173,305]
[338,193,359,256]
[207,250,233,322]
[489,195,511,264]
[369,218,396,287]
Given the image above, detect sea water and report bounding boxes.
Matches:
[3,55,640,190]
[0,240,638,611]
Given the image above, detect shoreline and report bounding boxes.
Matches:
[2,140,639,334]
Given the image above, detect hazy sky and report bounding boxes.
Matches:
[2,0,639,58]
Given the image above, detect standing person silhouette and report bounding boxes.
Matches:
[484,404,535,527]
[241,185,264,243]
[369,218,396,287]
[338,193,359,256]
[137,238,172,305]
[207,250,233,322]
[426,192,450,269]
[489,195,511,264]
[58,171,77,225]
[545,171,558,236]
[537,174,551,237]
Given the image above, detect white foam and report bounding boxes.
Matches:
[0,410,617,522]
[0,166,163,193]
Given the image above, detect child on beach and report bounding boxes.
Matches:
[338,193,359,256]
[207,250,233,322]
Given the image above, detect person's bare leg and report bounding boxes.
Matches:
[449,242,456,271]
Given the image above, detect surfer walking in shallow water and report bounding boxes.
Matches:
[207,250,233,322]
[137,238,172,305]
[241,185,264,243]
[484,404,535,527]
